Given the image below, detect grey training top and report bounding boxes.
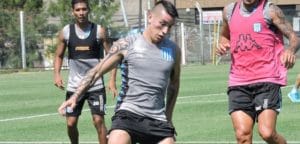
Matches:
[63,24,104,92]
[116,34,177,121]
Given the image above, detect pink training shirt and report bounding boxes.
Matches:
[228,0,287,87]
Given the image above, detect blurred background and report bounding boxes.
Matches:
[1,1,300,143]
[0,0,299,69]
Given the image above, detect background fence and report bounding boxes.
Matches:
[0,5,300,69]
[171,7,300,65]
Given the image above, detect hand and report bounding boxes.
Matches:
[58,96,77,116]
[54,74,65,90]
[216,42,230,56]
[108,79,118,99]
[281,49,296,69]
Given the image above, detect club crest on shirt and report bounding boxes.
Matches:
[133,42,147,58]
[134,47,146,58]
[253,23,262,32]
[161,47,174,61]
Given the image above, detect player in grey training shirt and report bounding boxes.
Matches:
[115,34,178,122]
[58,1,181,144]
[53,0,117,144]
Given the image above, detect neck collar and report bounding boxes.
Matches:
[241,0,260,13]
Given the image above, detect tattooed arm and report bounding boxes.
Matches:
[269,4,299,69]
[58,37,132,115]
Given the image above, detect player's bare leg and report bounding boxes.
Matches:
[231,111,254,144]
[92,114,107,144]
[66,116,79,144]
[108,129,131,144]
[159,137,175,144]
[257,109,286,144]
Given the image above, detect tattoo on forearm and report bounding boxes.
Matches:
[74,69,97,99]
[74,36,137,99]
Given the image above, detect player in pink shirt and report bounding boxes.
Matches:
[217,0,299,143]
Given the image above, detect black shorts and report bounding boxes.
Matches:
[228,82,282,120]
[109,110,175,144]
[65,89,106,117]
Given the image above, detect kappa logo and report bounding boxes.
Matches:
[233,34,262,53]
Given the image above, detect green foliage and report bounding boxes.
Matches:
[0,0,48,68]
[47,0,73,28]
[46,0,120,58]
[89,0,119,27]
[47,0,119,28]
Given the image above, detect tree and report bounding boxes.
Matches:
[0,0,48,68]
[46,0,120,56]
[47,0,119,29]
[90,0,119,27]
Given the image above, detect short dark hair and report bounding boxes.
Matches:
[71,0,89,9]
[154,0,178,18]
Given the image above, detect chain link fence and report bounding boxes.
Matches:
[0,7,300,69]
[171,8,300,65]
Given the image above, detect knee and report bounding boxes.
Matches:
[92,115,105,128]
[108,130,131,144]
[258,128,276,141]
[235,128,252,143]
[66,119,77,129]
[67,123,76,128]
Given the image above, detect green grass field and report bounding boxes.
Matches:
[0,63,300,143]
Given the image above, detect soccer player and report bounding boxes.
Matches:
[216,0,299,143]
[58,1,181,143]
[53,0,117,143]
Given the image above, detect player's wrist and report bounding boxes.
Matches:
[72,92,80,99]
[286,48,297,54]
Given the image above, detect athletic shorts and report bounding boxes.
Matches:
[65,88,106,117]
[227,82,282,120]
[109,110,175,144]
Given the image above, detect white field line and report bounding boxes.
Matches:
[0,85,293,122]
[175,141,300,144]
[177,99,227,104]
[0,105,113,122]
[0,141,300,144]
[178,85,292,99]
[178,93,226,99]
[174,141,300,144]
[0,93,225,122]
